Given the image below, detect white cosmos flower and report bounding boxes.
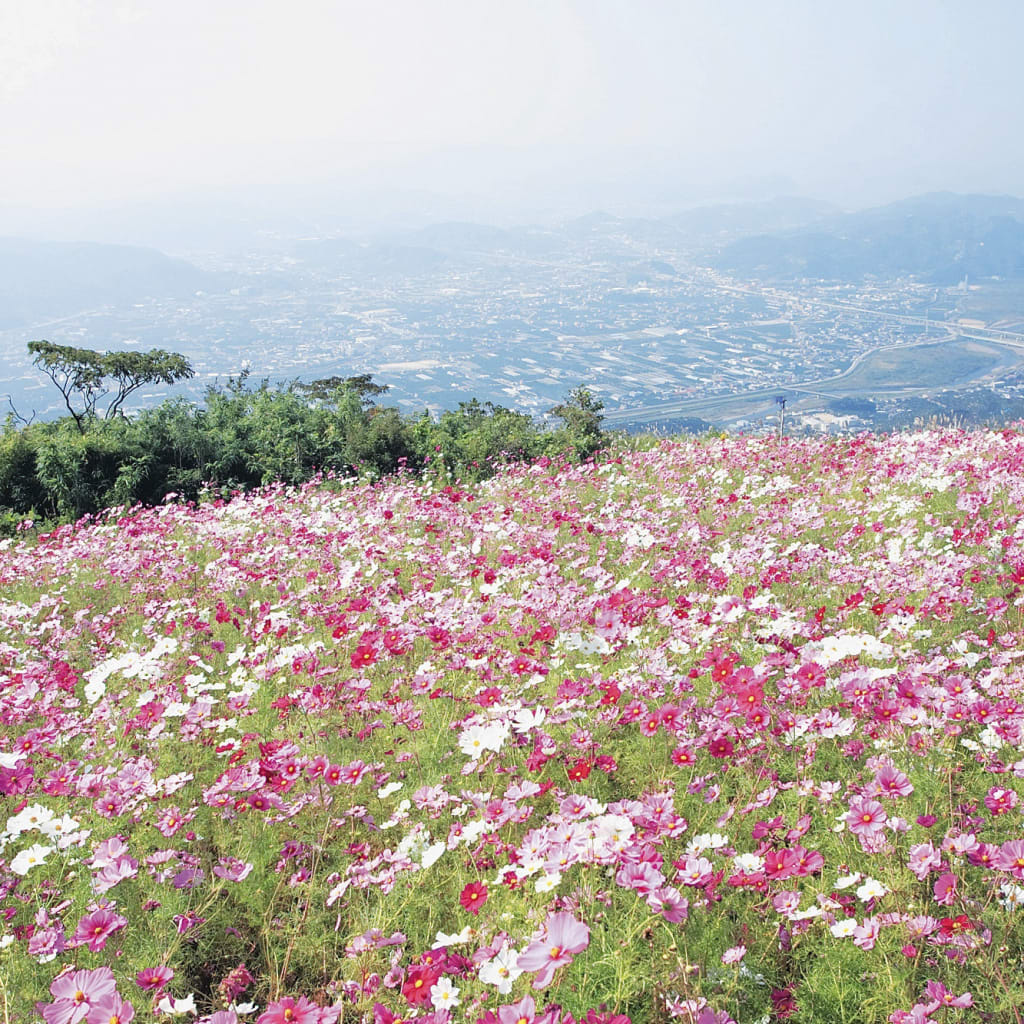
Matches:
[420,843,446,869]
[10,843,55,875]
[479,944,524,995]
[829,919,858,938]
[5,803,55,837]
[458,722,509,759]
[535,871,562,893]
[430,977,460,1011]
[686,832,729,856]
[855,878,888,902]
[511,707,547,733]
[38,814,80,841]
[156,993,197,1014]
[733,853,765,873]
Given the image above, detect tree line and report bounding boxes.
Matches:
[0,341,608,532]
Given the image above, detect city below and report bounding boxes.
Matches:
[4,192,1024,435]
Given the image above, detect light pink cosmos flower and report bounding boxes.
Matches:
[772,891,801,918]
[493,996,537,1024]
[676,856,714,887]
[92,857,139,895]
[853,917,880,950]
[647,886,688,923]
[85,993,134,1024]
[994,839,1024,878]
[517,912,590,989]
[845,797,887,837]
[614,861,664,895]
[38,966,117,1024]
[257,996,322,1024]
[907,842,941,880]
[721,945,746,964]
[213,857,254,882]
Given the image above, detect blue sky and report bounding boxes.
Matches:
[2,0,1023,213]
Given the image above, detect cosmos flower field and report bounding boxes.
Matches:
[4,429,1024,1024]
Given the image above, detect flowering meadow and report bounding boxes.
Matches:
[4,429,1024,1024]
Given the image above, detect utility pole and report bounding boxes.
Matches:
[775,395,787,441]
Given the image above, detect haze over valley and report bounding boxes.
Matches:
[4,1,1024,434]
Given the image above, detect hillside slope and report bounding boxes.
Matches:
[3,430,1024,1023]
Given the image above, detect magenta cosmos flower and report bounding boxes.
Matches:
[517,912,590,989]
[460,881,488,915]
[136,965,173,990]
[257,995,322,1024]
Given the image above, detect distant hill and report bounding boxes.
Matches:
[713,192,1024,283]
[666,196,838,242]
[0,238,216,329]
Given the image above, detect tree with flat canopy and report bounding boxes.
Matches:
[27,340,194,433]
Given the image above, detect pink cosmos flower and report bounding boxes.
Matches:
[763,849,797,880]
[517,912,590,989]
[933,872,958,907]
[257,995,322,1024]
[874,764,913,799]
[85,993,134,1024]
[647,886,688,923]
[155,805,191,837]
[789,845,824,876]
[136,966,174,990]
[73,908,128,952]
[341,760,369,784]
[922,980,973,1011]
[984,786,1019,816]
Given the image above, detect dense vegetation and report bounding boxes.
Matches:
[4,426,1024,1024]
[0,343,608,532]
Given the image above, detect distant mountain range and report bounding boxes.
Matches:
[711,192,1024,283]
[5,193,1024,335]
[0,238,217,330]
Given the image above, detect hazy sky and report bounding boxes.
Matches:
[3,0,1024,216]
